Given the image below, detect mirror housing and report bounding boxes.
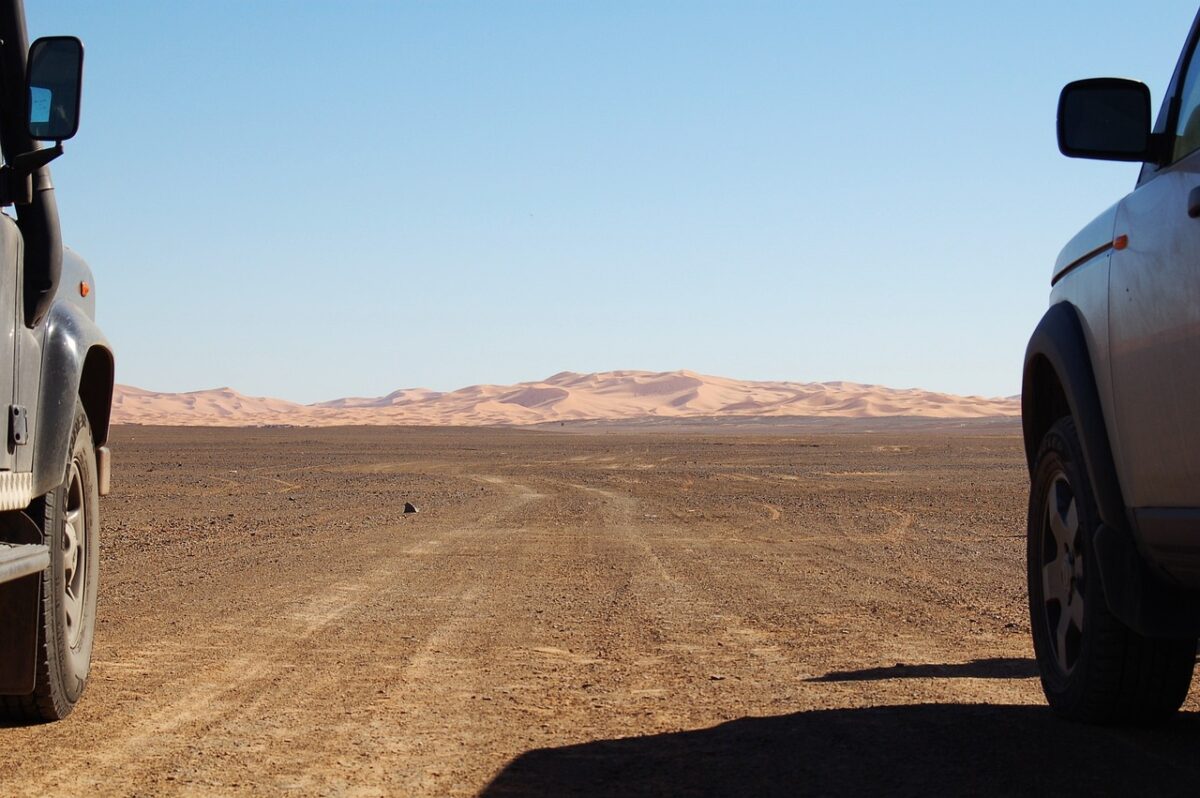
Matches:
[1057,78,1152,162]
[26,36,83,142]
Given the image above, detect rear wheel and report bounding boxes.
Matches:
[0,401,99,722]
[1028,416,1195,723]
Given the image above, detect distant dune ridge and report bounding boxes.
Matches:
[110,370,1020,427]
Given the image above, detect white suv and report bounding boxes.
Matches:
[1023,14,1200,723]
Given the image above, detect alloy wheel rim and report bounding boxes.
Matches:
[61,460,86,649]
[1040,471,1085,675]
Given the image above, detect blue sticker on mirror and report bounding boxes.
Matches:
[29,87,50,124]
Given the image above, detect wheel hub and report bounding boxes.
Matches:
[1041,472,1084,675]
[61,460,87,649]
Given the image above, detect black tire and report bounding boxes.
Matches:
[0,401,99,722]
[1028,416,1196,724]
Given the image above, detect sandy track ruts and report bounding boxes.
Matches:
[2,424,1200,796]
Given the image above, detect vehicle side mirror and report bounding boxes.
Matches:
[26,36,83,142]
[1057,78,1151,162]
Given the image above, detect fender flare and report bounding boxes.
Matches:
[31,300,112,497]
[1022,302,1127,533]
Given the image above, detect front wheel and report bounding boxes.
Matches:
[1027,416,1195,724]
[0,401,99,722]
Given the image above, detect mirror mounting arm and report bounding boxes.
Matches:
[1148,132,1171,166]
[0,142,61,206]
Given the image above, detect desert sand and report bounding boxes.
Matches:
[2,423,1198,797]
[111,370,1020,427]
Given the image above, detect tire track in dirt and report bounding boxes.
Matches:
[322,474,553,795]
[230,472,551,795]
[20,569,386,793]
[526,477,801,728]
[2,470,543,797]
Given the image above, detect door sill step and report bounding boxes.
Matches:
[0,542,48,584]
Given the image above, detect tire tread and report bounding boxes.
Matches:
[1031,417,1195,724]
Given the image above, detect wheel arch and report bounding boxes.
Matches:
[31,301,112,497]
[78,345,113,448]
[1022,302,1127,534]
[1021,353,1070,471]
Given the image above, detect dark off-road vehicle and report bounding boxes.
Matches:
[1024,9,1200,722]
[0,3,114,722]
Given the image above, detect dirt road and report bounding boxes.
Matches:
[2,424,1199,796]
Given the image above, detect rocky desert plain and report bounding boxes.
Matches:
[3,371,1200,796]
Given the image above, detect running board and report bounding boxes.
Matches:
[0,541,48,585]
[0,471,32,512]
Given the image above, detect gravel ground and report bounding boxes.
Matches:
[2,422,1198,796]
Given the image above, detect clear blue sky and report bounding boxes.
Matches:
[27,2,1200,403]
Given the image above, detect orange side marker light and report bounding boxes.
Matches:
[1114,235,1129,251]
[79,281,89,297]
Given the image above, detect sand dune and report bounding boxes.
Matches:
[112,385,307,426]
[110,370,1020,427]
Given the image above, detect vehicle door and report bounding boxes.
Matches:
[1109,39,1200,510]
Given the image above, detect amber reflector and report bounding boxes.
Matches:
[79,281,89,297]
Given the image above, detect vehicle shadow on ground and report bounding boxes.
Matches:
[480,704,1200,797]
[806,657,1039,682]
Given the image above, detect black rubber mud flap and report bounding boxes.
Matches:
[0,572,40,693]
[0,510,45,693]
[1093,523,1200,638]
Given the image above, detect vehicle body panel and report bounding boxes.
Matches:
[1109,150,1200,509]
[1052,201,1119,284]
[1048,219,1124,509]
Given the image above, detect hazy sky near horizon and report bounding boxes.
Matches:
[28,2,1200,403]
